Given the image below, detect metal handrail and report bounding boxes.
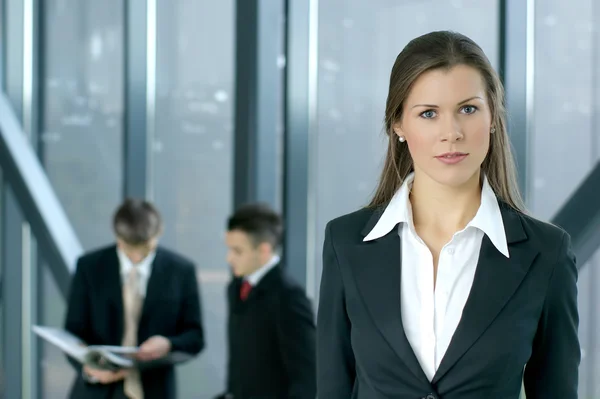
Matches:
[0,92,82,298]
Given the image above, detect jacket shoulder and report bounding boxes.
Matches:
[278,270,306,293]
[499,204,572,266]
[510,207,570,247]
[276,269,313,312]
[157,247,196,270]
[326,206,379,242]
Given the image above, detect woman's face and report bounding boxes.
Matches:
[394,64,493,189]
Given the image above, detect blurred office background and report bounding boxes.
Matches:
[0,0,599,398]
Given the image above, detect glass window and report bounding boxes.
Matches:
[530,0,596,219]
[311,0,500,303]
[40,267,73,398]
[154,0,234,396]
[39,1,124,397]
[532,0,599,396]
[41,0,124,248]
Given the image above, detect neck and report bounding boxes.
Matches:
[251,254,277,274]
[410,171,482,233]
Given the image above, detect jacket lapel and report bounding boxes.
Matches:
[230,265,282,313]
[103,247,124,343]
[246,265,281,301]
[139,249,168,327]
[432,206,539,384]
[228,277,243,312]
[353,209,431,386]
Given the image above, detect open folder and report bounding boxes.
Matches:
[32,325,193,371]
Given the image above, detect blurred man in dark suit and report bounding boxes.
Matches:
[65,198,204,399]
[216,203,316,399]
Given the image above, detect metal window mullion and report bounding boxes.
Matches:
[282,0,319,294]
[124,0,155,200]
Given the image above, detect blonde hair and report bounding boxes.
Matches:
[368,31,525,212]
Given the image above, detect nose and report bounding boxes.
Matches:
[441,115,463,142]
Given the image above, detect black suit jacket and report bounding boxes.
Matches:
[64,245,205,399]
[223,264,316,399]
[317,204,580,399]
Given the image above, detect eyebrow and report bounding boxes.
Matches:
[411,96,484,109]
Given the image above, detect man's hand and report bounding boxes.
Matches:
[83,365,129,384]
[137,335,171,361]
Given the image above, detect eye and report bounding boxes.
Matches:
[461,105,478,114]
[420,109,437,119]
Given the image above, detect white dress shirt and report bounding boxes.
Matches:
[363,173,509,381]
[117,248,156,298]
[245,255,280,286]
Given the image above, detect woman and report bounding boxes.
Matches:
[317,31,579,399]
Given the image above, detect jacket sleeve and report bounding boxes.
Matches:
[523,231,580,398]
[166,263,205,355]
[276,284,317,399]
[317,221,355,398]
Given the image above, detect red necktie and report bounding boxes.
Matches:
[240,280,252,301]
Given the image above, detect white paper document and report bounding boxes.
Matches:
[32,325,137,370]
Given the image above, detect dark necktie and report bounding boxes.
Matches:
[240,280,252,301]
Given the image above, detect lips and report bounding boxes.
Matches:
[436,152,468,158]
[435,152,469,164]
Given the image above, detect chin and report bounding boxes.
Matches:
[231,269,243,277]
[428,166,481,188]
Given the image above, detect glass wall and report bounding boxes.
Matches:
[311,0,500,303]
[531,0,599,396]
[153,0,234,396]
[40,268,71,399]
[39,1,125,397]
[530,0,596,219]
[41,0,124,247]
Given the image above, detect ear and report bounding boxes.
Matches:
[392,121,404,137]
[148,236,160,249]
[258,241,271,257]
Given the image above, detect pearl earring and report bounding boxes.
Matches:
[398,136,406,143]
[490,127,496,134]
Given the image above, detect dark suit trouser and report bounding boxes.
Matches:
[109,381,128,399]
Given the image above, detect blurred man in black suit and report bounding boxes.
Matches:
[65,198,204,399]
[216,203,316,399]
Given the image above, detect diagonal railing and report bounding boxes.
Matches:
[550,161,600,269]
[0,92,82,298]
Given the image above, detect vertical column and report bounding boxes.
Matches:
[124,0,156,200]
[1,0,40,397]
[34,1,46,397]
[588,0,600,394]
[1,189,24,399]
[233,0,283,210]
[498,0,535,203]
[499,3,534,397]
[282,0,318,293]
[3,1,24,397]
